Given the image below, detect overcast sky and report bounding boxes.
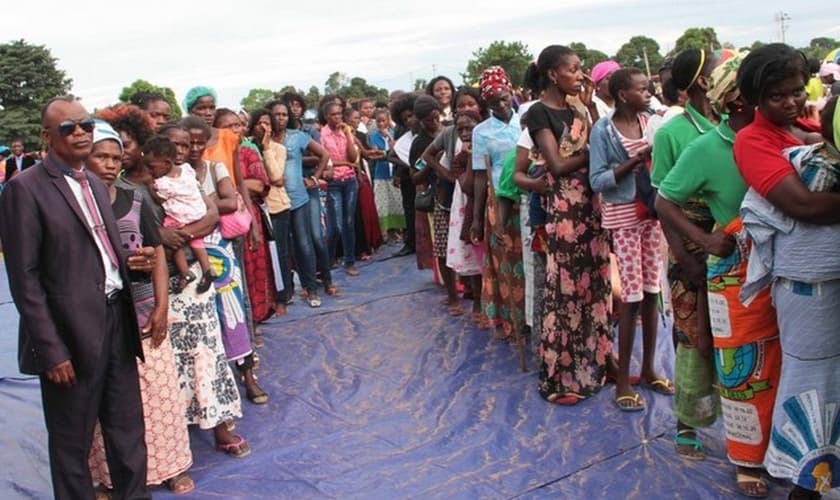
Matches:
[3,0,837,110]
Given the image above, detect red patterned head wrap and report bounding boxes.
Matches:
[479,66,512,101]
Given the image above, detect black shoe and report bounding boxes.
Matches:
[395,245,415,257]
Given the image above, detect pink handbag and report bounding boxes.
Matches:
[219,192,252,239]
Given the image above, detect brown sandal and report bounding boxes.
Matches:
[166,472,195,495]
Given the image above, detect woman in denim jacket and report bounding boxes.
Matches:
[589,68,671,412]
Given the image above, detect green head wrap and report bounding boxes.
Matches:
[183,86,217,112]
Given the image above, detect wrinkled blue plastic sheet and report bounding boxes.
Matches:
[0,250,828,499]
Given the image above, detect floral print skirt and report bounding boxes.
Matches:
[538,172,612,400]
[481,191,525,339]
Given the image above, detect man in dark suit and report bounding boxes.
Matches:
[4,137,36,180]
[0,96,157,500]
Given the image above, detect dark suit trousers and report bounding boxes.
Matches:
[39,294,149,500]
[398,168,416,250]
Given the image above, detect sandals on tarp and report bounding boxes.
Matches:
[615,393,646,412]
[735,467,769,498]
[644,378,675,395]
[216,434,250,458]
[674,429,706,460]
[166,472,195,495]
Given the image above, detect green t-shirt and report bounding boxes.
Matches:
[650,102,716,187]
[657,121,747,226]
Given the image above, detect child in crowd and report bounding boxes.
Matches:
[447,110,484,323]
[146,136,214,293]
[589,68,667,412]
[369,109,405,243]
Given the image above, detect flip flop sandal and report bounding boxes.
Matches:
[644,378,675,395]
[615,393,646,412]
[546,393,582,406]
[216,434,251,458]
[307,295,322,308]
[735,469,769,498]
[674,430,706,461]
[325,285,340,296]
[166,473,195,495]
[448,304,465,317]
[247,386,269,405]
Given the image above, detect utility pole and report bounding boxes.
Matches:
[642,46,651,79]
[432,64,437,75]
[775,11,791,43]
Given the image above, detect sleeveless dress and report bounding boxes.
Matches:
[89,189,192,487]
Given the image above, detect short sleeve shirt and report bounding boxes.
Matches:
[733,110,802,197]
[283,130,311,210]
[650,102,715,187]
[658,121,748,226]
[471,113,520,190]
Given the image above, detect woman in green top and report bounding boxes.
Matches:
[650,48,721,464]
[656,53,780,498]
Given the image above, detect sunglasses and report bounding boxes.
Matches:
[56,118,95,137]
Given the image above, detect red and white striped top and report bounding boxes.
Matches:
[602,114,649,230]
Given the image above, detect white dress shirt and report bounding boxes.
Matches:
[63,172,123,295]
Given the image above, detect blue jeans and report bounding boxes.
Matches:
[270,210,292,303]
[289,201,318,294]
[306,187,333,287]
[326,177,358,267]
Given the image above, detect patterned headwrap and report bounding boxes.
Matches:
[707,51,747,116]
[183,86,217,112]
[479,66,512,101]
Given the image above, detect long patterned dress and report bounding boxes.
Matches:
[529,100,613,401]
[239,143,276,323]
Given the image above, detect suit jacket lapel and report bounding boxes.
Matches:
[42,156,98,245]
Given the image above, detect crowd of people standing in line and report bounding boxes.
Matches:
[0,41,839,500]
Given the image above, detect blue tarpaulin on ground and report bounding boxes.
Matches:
[0,248,829,499]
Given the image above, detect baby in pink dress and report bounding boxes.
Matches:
[143,137,213,293]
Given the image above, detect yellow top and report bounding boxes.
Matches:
[263,140,290,214]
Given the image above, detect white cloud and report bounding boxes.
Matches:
[3,0,835,110]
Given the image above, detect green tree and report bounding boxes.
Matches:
[463,40,532,87]
[337,77,389,101]
[118,79,181,120]
[276,85,300,98]
[0,39,72,149]
[569,42,609,70]
[614,36,664,74]
[740,40,766,52]
[304,86,322,109]
[672,27,721,55]
[325,72,348,95]
[240,88,275,112]
[799,37,839,61]
[414,79,428,92]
